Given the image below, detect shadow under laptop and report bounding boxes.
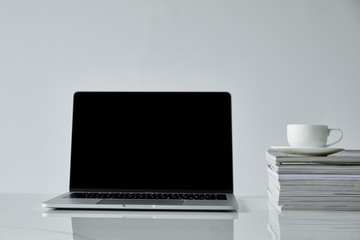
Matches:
[43,209,239,240]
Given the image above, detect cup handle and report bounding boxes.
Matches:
[325,128,343,147]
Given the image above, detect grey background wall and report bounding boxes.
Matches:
[1,0,359,195]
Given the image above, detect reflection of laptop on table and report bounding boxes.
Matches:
[43,92,238,210]
[70,217,234,240]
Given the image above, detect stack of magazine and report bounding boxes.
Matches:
[266,149,360,211]
[267,202,360,240]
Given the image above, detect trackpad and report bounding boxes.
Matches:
[98,199,184,205]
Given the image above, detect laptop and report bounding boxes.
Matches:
[43,92,238,210]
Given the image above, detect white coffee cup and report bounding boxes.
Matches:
[287,124,343,148]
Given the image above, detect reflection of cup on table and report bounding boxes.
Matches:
[287,124,343,148]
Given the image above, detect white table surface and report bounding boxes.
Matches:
[1,193,359,240]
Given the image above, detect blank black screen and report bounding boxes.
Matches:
[70,92,233,192]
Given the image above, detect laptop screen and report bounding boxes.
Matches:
[70,92,233,193]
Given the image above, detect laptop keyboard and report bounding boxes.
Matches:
[68,192,227,200]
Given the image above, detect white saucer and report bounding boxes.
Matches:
[271,146,344,156]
